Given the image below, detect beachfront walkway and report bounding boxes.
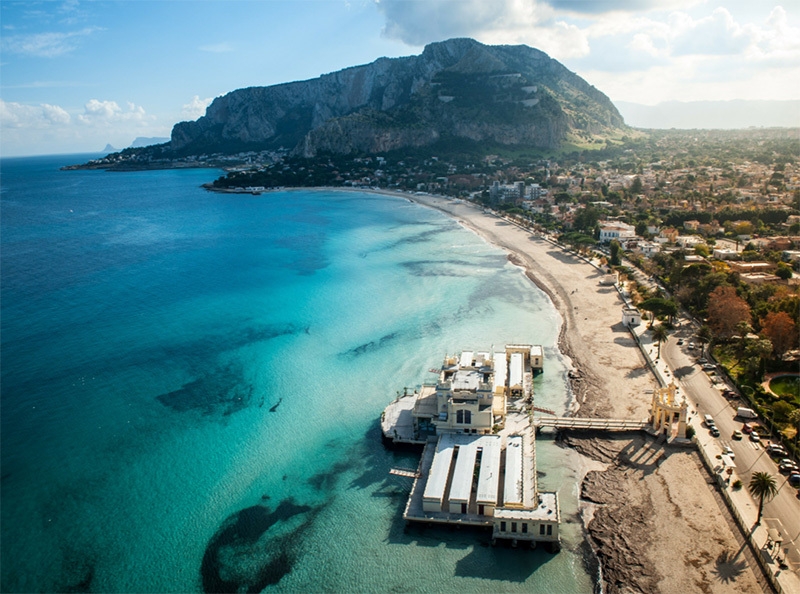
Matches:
[630,312,800,594]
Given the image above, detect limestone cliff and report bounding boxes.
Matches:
[167,38,625,157]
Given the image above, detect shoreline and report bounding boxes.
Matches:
[207,185,765,593]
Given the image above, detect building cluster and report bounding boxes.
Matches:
[381,345,559,550]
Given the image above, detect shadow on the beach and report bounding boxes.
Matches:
[712,549,748,583]
[546,249,583,264]
[626,366,650,379]
[610,321,630,333]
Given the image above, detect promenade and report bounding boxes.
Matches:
[628,291,800,594]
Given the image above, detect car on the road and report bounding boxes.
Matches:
[749,432,761,442]
[767,445,788,457]
[710,426,720,437]
[732,430,743,440]
[723,446,735,460]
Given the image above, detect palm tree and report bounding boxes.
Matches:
[651,324,669,360]
[748,472,778,525]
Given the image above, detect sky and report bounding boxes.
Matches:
[1,0,799,157]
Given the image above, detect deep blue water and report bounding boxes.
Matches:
[1,155,595,593]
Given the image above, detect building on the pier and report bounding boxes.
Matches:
[396,345,543,440]
[382,345,560,551]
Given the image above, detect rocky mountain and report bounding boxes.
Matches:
[142,39,627,160]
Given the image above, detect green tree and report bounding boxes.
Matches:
[775,264,792,280]
[748,472,778,525]
[609,239,622,266]
[696,325,713,357]
[651,324,669,359]
[789,409,800,455]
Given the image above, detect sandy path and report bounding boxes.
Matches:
[394,193,765,593]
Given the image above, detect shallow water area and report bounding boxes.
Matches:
[1,156,595,593]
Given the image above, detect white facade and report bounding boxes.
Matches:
[599,222,636,244]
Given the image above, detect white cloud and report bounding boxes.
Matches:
[0,99,71,128]
[1,27,101,58]
[669,7,753,56]
[543,0,703,15]
[181,95,213,119]
[77,99,153,125]
[375,0,589,59]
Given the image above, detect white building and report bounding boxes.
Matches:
[599,222,636,244]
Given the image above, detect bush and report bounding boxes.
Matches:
[732,479,742,490]
[685,425,696,439]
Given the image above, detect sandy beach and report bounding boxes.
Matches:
[394,192,766,593]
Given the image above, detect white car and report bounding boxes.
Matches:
[723,446,735,460]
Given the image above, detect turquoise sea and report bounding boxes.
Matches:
[0,155,596,593]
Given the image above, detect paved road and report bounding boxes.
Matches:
[662,325,800,575]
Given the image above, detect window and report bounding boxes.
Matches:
[478,505,485,515]
[511,522,517,533]
[539,524,545,535]
[522,523,528,534]
[547,524,552,536]
[464,410,472,424]
[500,521,506,532]
[456,410,464,424]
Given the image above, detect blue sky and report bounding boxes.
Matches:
[1,0,798,156]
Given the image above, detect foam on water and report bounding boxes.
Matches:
[1,157,595,593]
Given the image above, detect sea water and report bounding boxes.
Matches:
[0,155,595,593]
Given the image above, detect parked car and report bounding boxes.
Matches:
[722,389,736,399]
[789,473,800,487]
[742,423,753,434]
[732,430,743,440]
[677,339,684,345]
[779,461,799,474]
[767,445,788,457]
[710,426,720,437]
[750,432,761,442]
[702,363,716,371]
[697,358,708,364]
[688,343,695,350]
[723,446,735,460]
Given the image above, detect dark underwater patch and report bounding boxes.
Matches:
[307,460,352,491]
[401,259,474,277]
[63,567,94,594]
[342,331,402,359]
[200,500,314,594]
[156,363,253,416]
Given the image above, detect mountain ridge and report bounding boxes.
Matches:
[165,38,625,158]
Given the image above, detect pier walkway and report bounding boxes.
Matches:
[534,416,649,431]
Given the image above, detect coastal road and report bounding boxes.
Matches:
[662,328,800,575]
